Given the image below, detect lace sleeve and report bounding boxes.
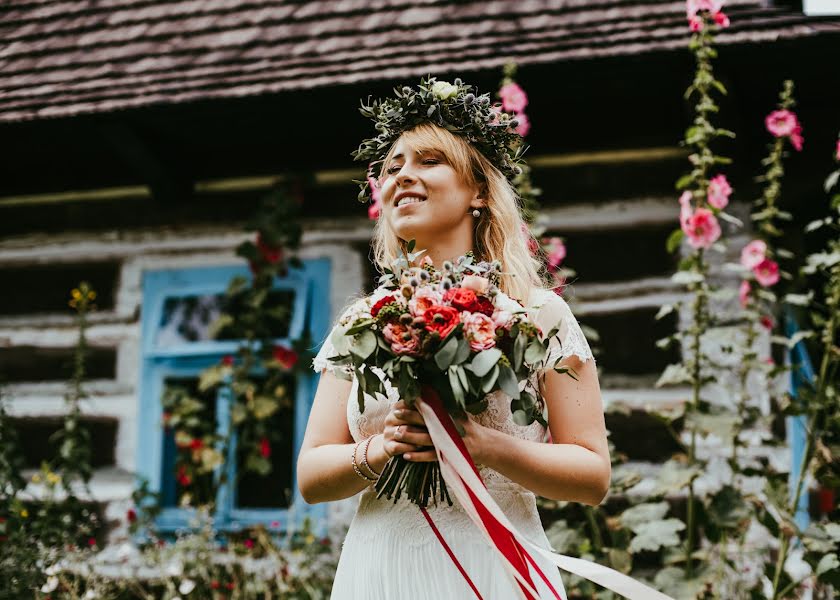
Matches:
[310,296,370,377]
[531,289,595,369]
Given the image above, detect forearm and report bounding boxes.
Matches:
[297,435,390,504]
[478,427,610,505]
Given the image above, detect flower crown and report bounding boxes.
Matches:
[351,76,530,202]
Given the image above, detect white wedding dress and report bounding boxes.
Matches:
[311,286,595,599]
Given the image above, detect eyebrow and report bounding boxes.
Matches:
[390,149,441,161]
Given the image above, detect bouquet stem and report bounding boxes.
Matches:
[374,454,452,508]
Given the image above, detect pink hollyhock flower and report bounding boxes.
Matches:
[513,112,531,137]
[462,312,497,351]
[689,15,703,31]
[679,191,694,230]
[382,322,420,355]
[489,103,503,125]
[259,437,271,459]
[367,175,382,219]
[790,125,804,152]
[409,286,443,317]
[753,258,780,287]
[543,237,567,271]
[759,315,775,331]
[765,110,799,138]
[836,139,840,161]
[739,280,751,308]
[461,275,491,295]
[522,223,539,255]
[707,174,732,209]
[687,0,724,17]
[740,239,767,269]
[683,207,721,249]
[713,10,730,27]
[499,82,528,113]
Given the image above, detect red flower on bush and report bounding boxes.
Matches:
[371,294,398,318]
[176,465,192,487]
[189,438,204,451]
[256,232,283,264]
[225,582,236,591]
[211,581,221,590]
[126,508,137,523]
[244,538,255,549]
[221,355,234,366]
[272,345,298,370]
[423,305,460,340]
[259,437,271,459]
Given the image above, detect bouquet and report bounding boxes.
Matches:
[327,241,577,508]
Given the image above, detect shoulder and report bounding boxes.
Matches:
[335,286,395,325]
[527,287,573,319]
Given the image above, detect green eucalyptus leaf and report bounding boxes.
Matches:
[481,364,500,393]
[471,348,502,377]
[497,365,520,399]
[435,336,459,370]
[350,330,377,360]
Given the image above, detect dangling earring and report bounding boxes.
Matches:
[472,209,481,218]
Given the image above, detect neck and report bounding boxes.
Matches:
[409,239,474,268]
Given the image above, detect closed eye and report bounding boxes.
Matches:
[386,158,440,175]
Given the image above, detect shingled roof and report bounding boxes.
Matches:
[1,0,838,123]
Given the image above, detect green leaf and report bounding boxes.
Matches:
[470,348,502,377]
[346,318,376,335]
[620,502,669,530]
[481,364,500,393]
[655,363,692,387]
[816,553,839,578]
[513,333,526,371]
[666,229,684,254]
[524,341,544,365]
[628,519,686,553]
[497,365,520,399]
[434,336,459,370]
[350,330,377,360]
[448,367,465,407]
[655,303,675,320]
[456,365,470,395]
[198,365,226,392]
[253,396,279,419]
[511,410,531,426]
[453,338,471,365]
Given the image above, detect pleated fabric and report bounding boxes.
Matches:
[329,482,567,599]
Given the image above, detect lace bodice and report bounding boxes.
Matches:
[311,286,595,488]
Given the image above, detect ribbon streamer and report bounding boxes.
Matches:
[415,388,675,600]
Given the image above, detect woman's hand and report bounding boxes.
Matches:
[383,400,438,462]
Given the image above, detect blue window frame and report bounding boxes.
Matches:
[136,259,330,535]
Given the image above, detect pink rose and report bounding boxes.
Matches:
[461,275,491,295]
[543,237,567,271]
[765,110,799,138]
[682,207,721,249]
[498,82,528,113]
[753,258,780,287]
[492,310,513,330]
[409,287,442,317]
[740,239,767,269]
[513,112,531,137]
[707,174,732,209]
[462,312,497,351]
[382,322,420,355]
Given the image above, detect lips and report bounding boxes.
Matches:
[395,191,427,208]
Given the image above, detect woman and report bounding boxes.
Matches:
[297,79,610,599]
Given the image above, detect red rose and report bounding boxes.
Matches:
[126,508,137,523]
[273,345,298,370]
[256,232,283,264]
[371,294,397,318]
[211,581,221,590]
[189,438,204,451]
[471,295,494,316]
[444,287,477,312]
[423,305,460,340]
[259,437,271,459]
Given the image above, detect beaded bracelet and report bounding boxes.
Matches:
[361,434,382,479]
[351,439,377,482]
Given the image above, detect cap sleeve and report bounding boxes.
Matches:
[311,295,371,378]
[530,289,595,369]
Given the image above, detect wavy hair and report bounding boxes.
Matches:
[371,123,546,303]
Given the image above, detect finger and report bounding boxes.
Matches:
[404,449,439,462]
[394,427,433,447]
[393,408,426,427]
[393,399,408,411]
[384,440,422,458]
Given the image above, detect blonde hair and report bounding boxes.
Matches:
[371,123,545,303]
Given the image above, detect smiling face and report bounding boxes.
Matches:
[378,132,485,251]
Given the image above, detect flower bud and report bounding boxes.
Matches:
[509,118,519,128]
[409,277,419,287]
[411,317,426,328]
[401,285,413,299]
[399,313,413,325]
[463,93,475,104]
[480,96,490,106]
[441,278,452,290]
[442,260,453,271]
[433,313,445,324]
[454,78,463,86]
[401,332,412,342]
[419,270,429,281]
[402,86,412,95]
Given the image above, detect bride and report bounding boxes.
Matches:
[296,78,610,599]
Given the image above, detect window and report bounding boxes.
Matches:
[136,259,330,534]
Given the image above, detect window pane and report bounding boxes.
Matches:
[235,375,296,509]
[155,289,295,347]
[160,376,218,508]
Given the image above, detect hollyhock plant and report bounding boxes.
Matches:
[259,437,271,459]
[707,174,732,209]
[836,139,840,161]
[765,109,799,138]
[790,124,804,151]
[740,239,767,269]
[543,237,567,271]
[498,82,528,113]
[273,345,298,370]
[753,258,780,287]
[682,204,722,249]
[367,166,383,219]
[739,280,751,308]
[759,315,775,331]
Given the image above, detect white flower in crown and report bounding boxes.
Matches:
[431,80,459,100]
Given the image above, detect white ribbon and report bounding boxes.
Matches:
[415,396,675,600]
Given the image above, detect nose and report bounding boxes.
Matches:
[395,163,417,187]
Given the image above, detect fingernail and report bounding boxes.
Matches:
[394,409,404,417]
[404,454,412,460]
